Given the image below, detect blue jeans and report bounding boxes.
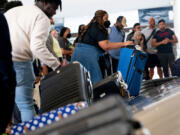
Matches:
[13,61,36,122]
[71,43,103,84]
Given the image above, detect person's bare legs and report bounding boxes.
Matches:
[149,68,154,80]
[157,67,163,78]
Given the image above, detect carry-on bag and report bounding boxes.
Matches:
[93,71,128,101]
[40,62,93,113]
[117,48,147,96]
[174,58,180,77]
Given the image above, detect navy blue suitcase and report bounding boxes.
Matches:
[117,48,147,96]
[174,58,180,77]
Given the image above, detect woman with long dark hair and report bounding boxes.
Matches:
[71,10,133,84]
[73,24,85,47]
[58,27,73,62]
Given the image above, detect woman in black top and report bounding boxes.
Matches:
[71,10,133,84]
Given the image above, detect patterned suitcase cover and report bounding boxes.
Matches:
[27,95,142,135]
[11,102,87,135]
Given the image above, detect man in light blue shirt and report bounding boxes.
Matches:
[109,16,127,72]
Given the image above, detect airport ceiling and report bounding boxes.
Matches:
[57,0,171,17]
[21,0,171,17]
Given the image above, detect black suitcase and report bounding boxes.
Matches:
[93,71,128,101]
[174,58,180,77]
[40,62,93,113]
[28,95,142,135]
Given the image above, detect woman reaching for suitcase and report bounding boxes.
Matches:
[71,10,133,84]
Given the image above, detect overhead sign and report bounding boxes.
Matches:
[138,6,173,26]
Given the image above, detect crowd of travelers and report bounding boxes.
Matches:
[0,0,178,134]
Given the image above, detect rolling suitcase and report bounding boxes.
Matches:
[28,95,142,135]
[40,62,93,113]
[93,71,128,101]
[117,48,147,96]
[174,58,180,77]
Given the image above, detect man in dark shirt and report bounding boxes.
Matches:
[0,11,16,134]
[152,19,178,77]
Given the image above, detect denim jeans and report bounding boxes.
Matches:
[71,43,103,84]
[13,61,36,122]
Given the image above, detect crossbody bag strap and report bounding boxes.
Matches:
[146,28,156,43]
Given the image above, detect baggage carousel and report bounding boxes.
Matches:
[128,77,180,135]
